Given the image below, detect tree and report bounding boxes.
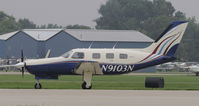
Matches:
[66,24,91,29]
[38,24,47,29]
[177,17,199,61]
[96,0,176,31]
[18,18,36,29]
[37,24,62,29]
[0,11,19,34]
[0,11,10,21]
[47,24,62,29]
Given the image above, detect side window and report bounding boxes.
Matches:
[92,53,100,59]
[72,52,84,59]
[106,53,114,59]
[120,54,128,59]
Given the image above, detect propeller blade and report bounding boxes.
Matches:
[21,50,24,78]
[21,50,24,62]
[22,67,24,78]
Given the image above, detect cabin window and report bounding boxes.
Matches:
[106,53,114,59]
[72,52,84,59]
[120,54,128,59]
[92,53,100,59]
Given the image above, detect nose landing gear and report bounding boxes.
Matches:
[34,80,42,89]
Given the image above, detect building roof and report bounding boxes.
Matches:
[0,29,154,42]
[65,29,154,42]
[0,31,19,40]
[23,29,62,41]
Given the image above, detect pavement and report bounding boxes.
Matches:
[0,89,199,106]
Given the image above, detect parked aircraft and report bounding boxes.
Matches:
[1,21,188,89]
[187,64,199,76]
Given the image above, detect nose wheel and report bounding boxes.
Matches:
[35,80,42,89]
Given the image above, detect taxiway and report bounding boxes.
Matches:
[0,89,199,106]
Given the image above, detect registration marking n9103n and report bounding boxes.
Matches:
[102,65,134,72]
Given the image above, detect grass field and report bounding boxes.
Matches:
[0,74,199,90]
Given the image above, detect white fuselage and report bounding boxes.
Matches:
[25,48,152,66]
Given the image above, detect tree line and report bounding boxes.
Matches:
[0,11,91,35]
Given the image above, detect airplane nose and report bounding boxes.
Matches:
[15,62,25,68]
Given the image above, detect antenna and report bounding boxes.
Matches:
[113,42,118,49]
[88,42,93,49]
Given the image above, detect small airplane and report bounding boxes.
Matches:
[2,21,188,89]
[187,64,199,76]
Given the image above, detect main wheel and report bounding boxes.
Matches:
[34,83,42,89]
[81,82,92,89]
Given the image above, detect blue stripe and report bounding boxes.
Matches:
[144,54,159,62]
[158,35,176,54]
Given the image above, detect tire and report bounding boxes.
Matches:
[81,82,92,89]
[34,83,42,89]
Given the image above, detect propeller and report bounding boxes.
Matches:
[21,50,24,78]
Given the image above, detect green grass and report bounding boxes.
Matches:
[0,74,199,90]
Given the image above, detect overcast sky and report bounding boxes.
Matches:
[0,0,197,28]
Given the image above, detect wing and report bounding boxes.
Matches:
[0,62,24,68]
[74,62,103,75]
[0,65,17,68]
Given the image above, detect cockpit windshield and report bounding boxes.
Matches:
[71,52,84,59]
[61,51,72,58]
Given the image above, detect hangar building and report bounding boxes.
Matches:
[0,29,155,72]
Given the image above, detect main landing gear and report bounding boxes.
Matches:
[81,70,93,89]
[34,80,42,89]
[82,81,92,89]
[74,62,103,89]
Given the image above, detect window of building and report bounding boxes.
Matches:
[106,53,114,59]
[92,53,100,59]
[120,54,128,59]
[72,52,84,59]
